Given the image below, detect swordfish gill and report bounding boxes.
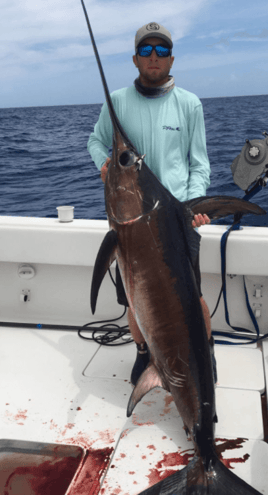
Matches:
[81,2,266,493]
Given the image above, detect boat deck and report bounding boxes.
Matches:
[1,326,268,494]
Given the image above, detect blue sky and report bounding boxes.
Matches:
[1,0,268,108]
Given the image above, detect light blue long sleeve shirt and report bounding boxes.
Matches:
[87,85,210,201]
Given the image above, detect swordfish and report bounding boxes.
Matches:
[81,2,266,493]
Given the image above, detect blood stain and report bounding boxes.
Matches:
[147,445,156,450]
[98,429,117,445]
[14,409,28,422]
[215,438,250,469]
[132,414,154,427]
[120,429,129,439]
[147,449,194,486]
[68,446,114,495]
[5,409,28,425]
[50,420,58,430]
[77,407,82,411]
[161,394,174,415]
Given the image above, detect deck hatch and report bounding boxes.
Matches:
[0,439,83,495]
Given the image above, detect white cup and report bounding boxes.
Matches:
[56,206,74,222]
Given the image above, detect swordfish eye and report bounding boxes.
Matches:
[119,150,136,167]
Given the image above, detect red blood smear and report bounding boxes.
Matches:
[147,449,193,486]
[11,409,28,423]
[1,450,82,495]
[120,429,129,439]
[156,450,193,469]
[132,413,154,427]
[68,446,113,495]
[216,438,250,469]
[161,396,174,417]
[98,430,116,445]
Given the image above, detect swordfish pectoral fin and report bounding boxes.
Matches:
[90,229,118,314]
[184,195,266,220]
[127,363,167,417]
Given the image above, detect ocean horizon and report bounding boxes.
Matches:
[0,94,268,226]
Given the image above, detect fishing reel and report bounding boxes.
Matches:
[230,131,268,193]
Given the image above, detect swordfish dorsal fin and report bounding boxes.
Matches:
[184,195,266,220]
[91,229,118,314]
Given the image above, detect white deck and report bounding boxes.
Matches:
[1,326,267,494]
[0,218,268,494]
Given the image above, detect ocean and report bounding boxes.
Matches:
[0,94,268,226]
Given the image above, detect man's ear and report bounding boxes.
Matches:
[133,54,138,67]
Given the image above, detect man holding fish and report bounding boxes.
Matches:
[84,4,265,490]
[88,22,216,386]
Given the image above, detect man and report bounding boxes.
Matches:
[88,22,216,386]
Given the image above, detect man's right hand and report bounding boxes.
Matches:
[100,157,111,183]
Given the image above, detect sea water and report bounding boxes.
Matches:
[0,95,268,226]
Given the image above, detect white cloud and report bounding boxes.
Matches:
[174,46,268,71]
[0,0,213,83]
[1,0,210,46]
[197,29,232,40]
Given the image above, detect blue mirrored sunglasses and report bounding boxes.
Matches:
[137,44,171,58]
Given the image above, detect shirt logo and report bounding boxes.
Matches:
[163,126,180,131]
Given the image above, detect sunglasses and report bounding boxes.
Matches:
[137,44,171,58]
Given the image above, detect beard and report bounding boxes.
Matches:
[139,68,171,87]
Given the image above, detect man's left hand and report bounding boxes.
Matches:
[192,213,210,228]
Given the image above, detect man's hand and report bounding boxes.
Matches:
[100,157,111,183]
[192,213,210,228]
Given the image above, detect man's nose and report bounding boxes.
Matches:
[149,48,158,59]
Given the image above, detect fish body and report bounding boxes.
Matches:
[81,2,265,492]
[92,162,264,495]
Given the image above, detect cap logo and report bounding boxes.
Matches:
[146,23,160,31]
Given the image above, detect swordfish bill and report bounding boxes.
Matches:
[81,3,265,494]
[80,0,138,157]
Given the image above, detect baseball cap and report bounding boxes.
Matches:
[135,22,173,51]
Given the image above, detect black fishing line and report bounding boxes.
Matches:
[77,269,133,346]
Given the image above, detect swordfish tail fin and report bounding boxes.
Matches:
[137,451,261,495]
